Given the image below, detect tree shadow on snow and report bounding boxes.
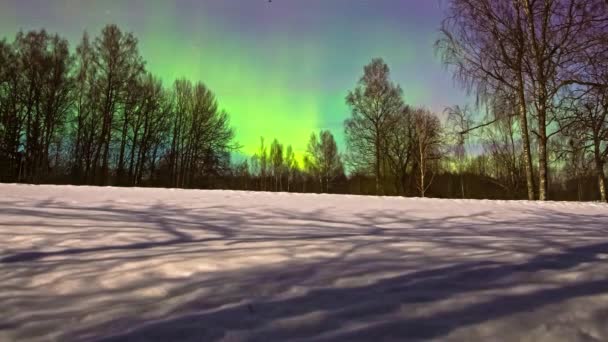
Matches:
[0,196,607,341]
[94,240,608,341]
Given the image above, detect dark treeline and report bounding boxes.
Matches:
[2,0,608,202]
[0,25,236,188]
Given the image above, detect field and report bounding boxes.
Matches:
[1,184,608,341]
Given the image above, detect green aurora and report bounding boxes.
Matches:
[0,0,468,160]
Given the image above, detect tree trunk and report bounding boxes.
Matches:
[537,104,548,201]
[460,173,465,199]
[594,139,607,203]
[116,116,129,185]
[517,90,536,200]
[375,134,381,195]
[100,126,111,185]
[419,145,426,198]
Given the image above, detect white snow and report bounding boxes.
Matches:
[0,183,607,341]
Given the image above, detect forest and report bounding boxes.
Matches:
[1,0,607,202]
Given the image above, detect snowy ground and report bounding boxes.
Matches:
[1,184,608,341]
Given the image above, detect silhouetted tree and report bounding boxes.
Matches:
[91,24,145,185]
[0,38,22,181]
[284,145,298,192]
[256,137,268,191]
[269,138,284,191]
[383,106,414,196]
[70,31,98,184]
[305,130,343,193]
[345,58,404,195]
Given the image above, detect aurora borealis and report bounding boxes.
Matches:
[0,0,468,158]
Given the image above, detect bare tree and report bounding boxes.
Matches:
[0,38,22,181]
[164,79,235,188]
[269,138,284,191]
[570,97,608,202]
[13,30,73,183]
[284,144,298,192]
[412,109,443,197]
[383,106,414,196]
[167,79,192,187]
[437,0,536,199]
[91,24,144,185]
[71,31,98,184]
[256,137,268,191]
[482,114,526,198]
[446,105,473,198]
[517,0,608,200]
[555,130,593,201]
[345,58,404,195]
[305,130,343,193]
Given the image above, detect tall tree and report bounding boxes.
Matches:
[91,24,144,185]
[383,106,414,196]
[437,0,536,199]
[412,109,443,198]
[446,105,473,198]
[168,79,193,187]
[518,0,606,200]
[345,58,404,195]
[0,38,22,181]
[14,30,73,183]
[439,0,608,200]
[71,31,99,184]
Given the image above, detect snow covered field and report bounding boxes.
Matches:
[1,184,607,341]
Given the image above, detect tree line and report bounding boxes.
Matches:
[2,0,608,202]
[0,25,236,188]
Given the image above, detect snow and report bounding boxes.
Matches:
[0,184,607,342]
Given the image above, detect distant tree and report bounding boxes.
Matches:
[284,144,298,192]
[305,130,343,193]
[233,159,251,190]
[345,58,404,195]
[269,138,284,191]
[257,137,268,191]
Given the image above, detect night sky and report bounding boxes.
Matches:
[0,0,469,158]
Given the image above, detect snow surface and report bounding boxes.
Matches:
[1,184,608,341]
